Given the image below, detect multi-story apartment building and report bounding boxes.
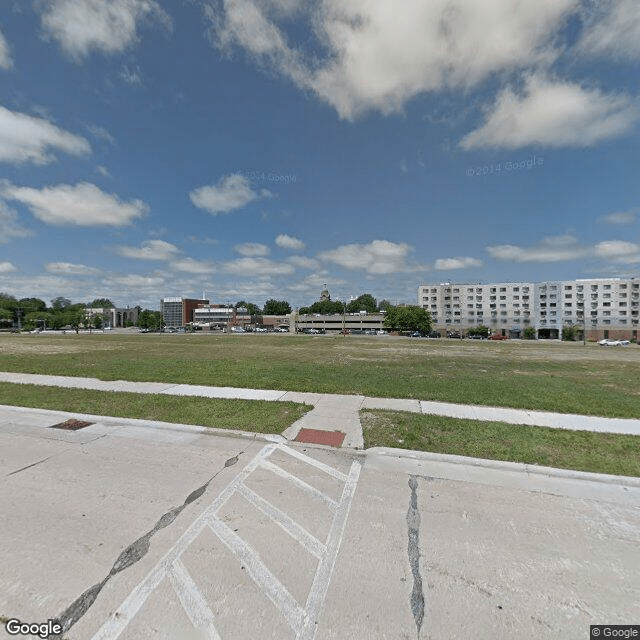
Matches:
[418,278,640,340]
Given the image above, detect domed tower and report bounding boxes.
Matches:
[320,284,330,301]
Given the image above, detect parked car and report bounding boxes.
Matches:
[599,339,630,346]
[489,334,508,340]
[410,331,422,337]
[446,331,461,338]
[427,331,440,338]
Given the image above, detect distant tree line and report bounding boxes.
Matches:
[234,299,292,315]
[0,294,133,332]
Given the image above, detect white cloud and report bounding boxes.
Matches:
[45,262,101,276]
[0,261,16,273]
[234,242,270,256]
[171,258,216,274]
[486,234,640,265]
[487,235,586,263]
[223,257,295,276]
[318,240,423,274]
[87,125,115,144]
[38,0,172,61]
[578,0,640,61]
[0,201,31,242]
[600,210,636,225]
[108,274,165,288]
[0,106,91,165]
[207,0,576,120]
[275,233,305,250]
[96,165,112,178]
[217,280,279,301]
[120,64,143,85]
[115,239,180,260]
[2,181,148,226]
[190,174,272,215]
[460,75,639,150]
[593,240,640,263]
[0,28,13,70]
[286,273,346,294]
[434,256,483,270]
[287,255,319,270]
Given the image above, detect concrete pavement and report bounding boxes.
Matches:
[1,372,640,451]
[1,404,639,639]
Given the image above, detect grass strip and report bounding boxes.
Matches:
[1,334,640,417]
[361,409,640,477]
[0,382,311,434]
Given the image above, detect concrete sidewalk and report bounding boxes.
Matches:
[1,371,640,451]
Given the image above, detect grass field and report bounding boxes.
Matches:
[0,382,310,434]
[1,332,639,417]
[361,410,640,477]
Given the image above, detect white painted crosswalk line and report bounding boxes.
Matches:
[237,483,326,559]
[260,459,339,511]
[167,559,221,640]
[90,443,361,640]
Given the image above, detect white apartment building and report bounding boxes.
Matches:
[418,277,640,339]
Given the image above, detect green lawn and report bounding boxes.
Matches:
[0,382,311,434]
[361,409,640,477]
[0,332,639,417]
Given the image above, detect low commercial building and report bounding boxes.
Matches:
[294,312,385,334]
[84,306,139,328]
[192,305,251,330]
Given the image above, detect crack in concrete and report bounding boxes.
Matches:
[407,475,425,637]
[5,456,53,477]
[49,451,244,639]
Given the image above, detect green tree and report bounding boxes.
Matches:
[235,300,261,315]
[24,311,52,330]
[263,299,292,315]
[51,297,72,310]
[89,298,114,308]
[523,326,536,340]
[562,325,577,341]
[67,307,86,333]
[19,298,47,313]
[378,299,393,312]
[467,325,489,338]
[346,294,377,313]
[0,308,13,326]
[383,306,432,334]
[138,310,163,330]
[0,293,19,327]
[303,300,345,314]
[91,313,104,330]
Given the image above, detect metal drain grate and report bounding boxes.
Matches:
[49,419,93,431]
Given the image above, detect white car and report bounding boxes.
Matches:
[598,338,629,346]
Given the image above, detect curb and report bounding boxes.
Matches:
[0,404,287,445]
[366,446,640,487]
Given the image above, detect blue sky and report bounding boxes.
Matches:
[1,0,639,310]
